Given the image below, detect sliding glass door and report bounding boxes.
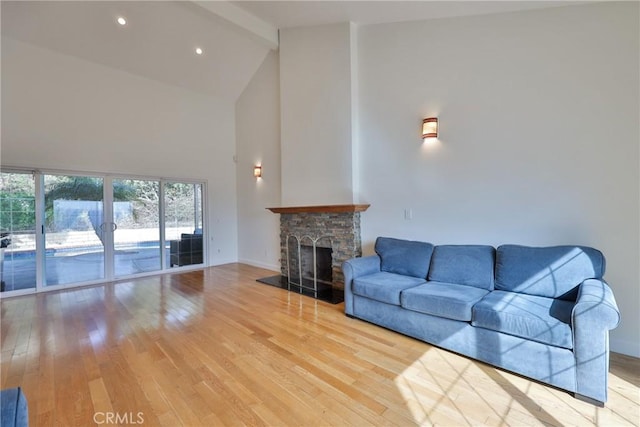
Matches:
[165,182,203,268]
[44,174,105,286]
[0,169,206,295]
[113,179,161,277]
[0,172,37,292]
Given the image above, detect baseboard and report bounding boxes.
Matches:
[209,258,239,267]
[238,258,280,272]
[611,338,640,358]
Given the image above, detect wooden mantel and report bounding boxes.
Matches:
[266,204,370,214]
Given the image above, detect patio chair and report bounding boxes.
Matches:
[169,232,203,267]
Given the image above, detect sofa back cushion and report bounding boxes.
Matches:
[495,245,605,298]
[375,237,434,279]
[428,245,496,290]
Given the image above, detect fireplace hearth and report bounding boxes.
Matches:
[258,204,369,303]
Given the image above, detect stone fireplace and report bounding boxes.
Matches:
[261,204,369,302]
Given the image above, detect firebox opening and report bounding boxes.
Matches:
[299,245,333,284]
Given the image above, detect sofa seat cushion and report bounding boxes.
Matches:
[401,282,490,321]
[375,237,434,279]
[353,272,426,305]
[428,245,496,290]
[472,291,574,349]
[495,245,605,299]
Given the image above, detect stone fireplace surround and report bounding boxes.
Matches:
[264,204,369,300]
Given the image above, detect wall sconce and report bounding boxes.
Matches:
[253,165,262,178]
[422,117,438,140]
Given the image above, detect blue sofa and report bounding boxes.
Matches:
[343,237,620,406]
[0,387,28,427]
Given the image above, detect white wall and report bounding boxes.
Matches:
[357,3,639,356]
[1,38,239,265]
[279,23,355,206]
[236,51,281,270]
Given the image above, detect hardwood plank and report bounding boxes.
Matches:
[1,263,638,426]
[88,378,113,414]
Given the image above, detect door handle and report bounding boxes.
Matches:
[100,222,118,232]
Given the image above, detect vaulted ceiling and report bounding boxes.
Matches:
[1,1,594,101]
[233,1,584,28]
[1,1,272,100]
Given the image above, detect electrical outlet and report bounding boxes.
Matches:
[404,208,413,220]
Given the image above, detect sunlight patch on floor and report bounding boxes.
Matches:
[392,348,640,426]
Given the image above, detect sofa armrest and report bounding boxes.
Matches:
[572,279,620,404]
[572,279,620,331]
[170,240,180,254]
[342,255,381,316]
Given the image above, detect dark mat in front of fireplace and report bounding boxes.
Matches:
[256,275,344,304]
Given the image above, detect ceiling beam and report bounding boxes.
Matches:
[191,1,279,50]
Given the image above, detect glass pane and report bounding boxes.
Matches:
[44,175,104,286]
[0,172,37,292]
[165,182,203,268]
[113,179,161,276]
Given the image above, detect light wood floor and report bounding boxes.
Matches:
[1,264,638,426]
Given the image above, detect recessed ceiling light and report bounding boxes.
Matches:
[195,47,203,55]
[117,17,127,26]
